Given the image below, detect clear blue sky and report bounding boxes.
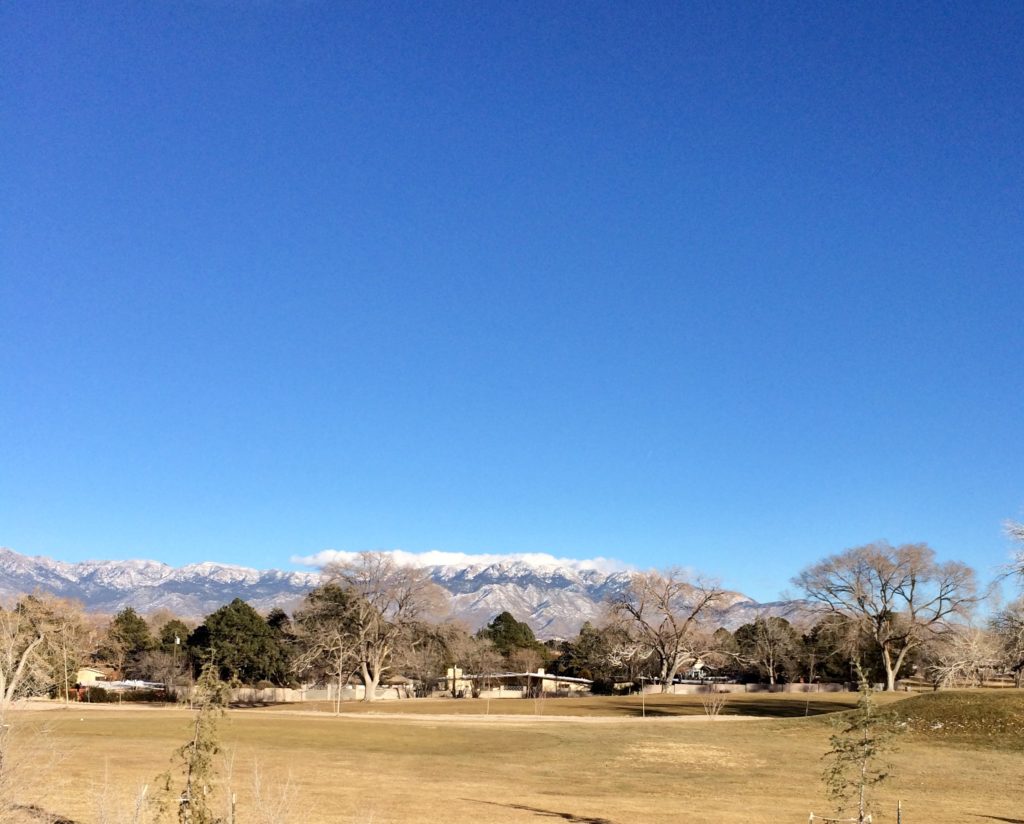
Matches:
[2,1,1022,602]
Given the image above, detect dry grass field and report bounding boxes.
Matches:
[8,690,1022,824]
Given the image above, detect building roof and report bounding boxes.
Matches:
[466,672,593,685]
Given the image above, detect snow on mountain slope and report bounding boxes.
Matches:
[0,547,800,635]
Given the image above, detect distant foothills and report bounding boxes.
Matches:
[0,546,800,637]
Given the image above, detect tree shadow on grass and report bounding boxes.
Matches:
[465,799,616,824]
[719,698,856,717]
[607,698,856,718]
[968,816,1024,823]
[609,705,682,718]
[12,804,78,824]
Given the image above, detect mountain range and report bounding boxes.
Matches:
[0,547,799,637]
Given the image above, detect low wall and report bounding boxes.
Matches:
[172,686,306,703]
[644,682,854,695]
[172,685,410,704]
[232,687,302,703]
[476,686,527,699]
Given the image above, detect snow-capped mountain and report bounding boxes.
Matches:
[0,547,800,636]
[0,547,321,616]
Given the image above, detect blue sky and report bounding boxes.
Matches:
[2,1,1022,602]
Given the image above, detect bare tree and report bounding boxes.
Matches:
[603,635,651,686]
[292,583,360,714]
[734,615,802,685]
[0,607,45,793]
[0,594,87,816]
[802,614,865,684]
[1004,519,1024,581]
[700,684,729,718]
[924,624,1001,688]
[507,646,544,675]
[0,595,88,716]
[610,569,724,692]
[443,630,503,696]
[794,542,978,690]
[324,552,446,702]
[395,621,466,697]
[990,598,1024,687]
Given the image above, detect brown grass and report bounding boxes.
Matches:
[249,690,904,718]
[10,691,1021,824]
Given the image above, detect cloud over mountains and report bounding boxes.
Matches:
[292,548,634,576]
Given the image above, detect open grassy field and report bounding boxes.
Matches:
[9,690,1022,824]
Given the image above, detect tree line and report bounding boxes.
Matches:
[2,527,1024,713]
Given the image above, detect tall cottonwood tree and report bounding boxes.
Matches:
[610,569,724,692]
[795,542,977,690]
[324,552,445,702]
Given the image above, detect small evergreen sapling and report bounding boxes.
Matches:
[821,665,896,823]
[157,663,232,824]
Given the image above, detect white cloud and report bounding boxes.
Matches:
[290,548,633,575]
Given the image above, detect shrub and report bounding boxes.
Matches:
[81,687,169,703]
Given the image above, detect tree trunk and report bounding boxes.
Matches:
[883,644,912,691]
[360,662,381,702]
[660,657,680,693]
[881,647,896,691]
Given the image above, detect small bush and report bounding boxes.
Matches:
[121,689,170,702]
[81,687,170,703]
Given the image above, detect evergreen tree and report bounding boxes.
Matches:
[821,665,896,823]
[159,619,191,655]
[199,599,290,685]
[479,611,546,659]
[101,607,156,678]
